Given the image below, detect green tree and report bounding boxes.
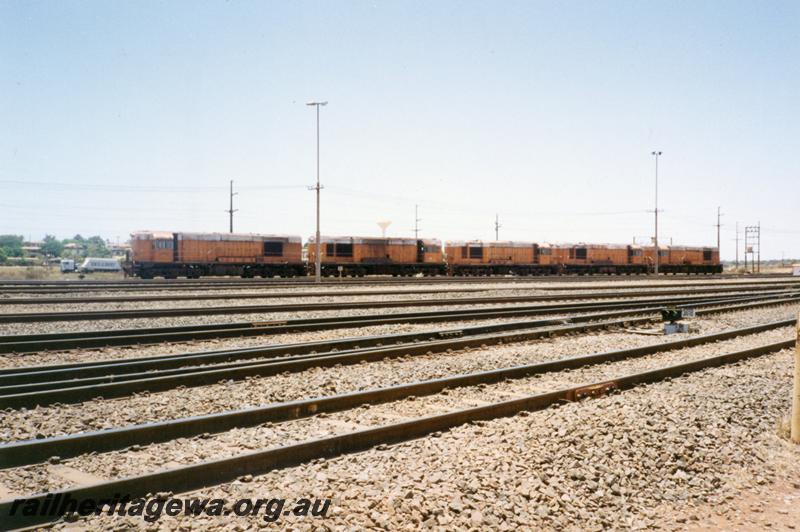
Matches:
[41,234,64,257]
[0,234,24,257]
[0,247,7,264]
[85,236,111,257]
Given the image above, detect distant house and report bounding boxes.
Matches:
[63,242,85,252]
[109,243,131,259]
[22,242,43,257]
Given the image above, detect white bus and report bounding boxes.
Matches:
[80,257,122,273]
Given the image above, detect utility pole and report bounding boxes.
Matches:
[227,180,238,233]
[792,316,800,443]
[758,221,761,273]
[744,224,761,274]
[716,206,722,255]
[414,205,421,239]
[651,151,662,274]
[494,213,501,241]
[306,101,327,282]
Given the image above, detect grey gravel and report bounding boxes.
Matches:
[2,303,796,443]
[45,340,800,530]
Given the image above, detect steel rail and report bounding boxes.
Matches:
[0,318,792,470]
[1,294,797,409]
[0,318,650,408]
[1,288,797,323]
[0,337,793,529]
[1,274,793,294]
[0,287,494,305]
[0,272,790,286]
[0,292,796,355]
[0,308,653,384]
[2,292,796,385]
[1,282,798,305]
[536,280,800,291]
[0,274,743,287]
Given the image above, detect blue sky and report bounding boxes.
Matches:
[1,1,797,259]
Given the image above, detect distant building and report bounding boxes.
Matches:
[109,243,131,259]
[22,242,43,257]
[63,242,85,252]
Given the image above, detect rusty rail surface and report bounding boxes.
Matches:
[2,294,796,409]
[1,282,797,305]
[0,317,792,470]
[0,291,796,357]
[1,288,797,323]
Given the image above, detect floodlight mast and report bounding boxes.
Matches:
[307,101,327,282]
[651,151,662,275]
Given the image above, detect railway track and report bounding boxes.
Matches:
[0,273,793,293]
[0,287,494,305]
[2,287,799,323]
[0,316,644,408]
[0,294,795,409]
[2,281,799,305]
[0,316,793,529]
[1,291,795,353]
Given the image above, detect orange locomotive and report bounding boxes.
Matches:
[128,231,304,279]
[643,245,720,274]
[307,236,446,276]
[445,241,558,275]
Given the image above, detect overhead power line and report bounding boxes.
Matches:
[0,180,306,192]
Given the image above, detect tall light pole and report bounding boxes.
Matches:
[651,151,662,275]
[307,101,327,282]
[227,180,238,233]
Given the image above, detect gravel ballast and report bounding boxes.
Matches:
[1,303,796,442]
[0,326,794,496]
[24,342,800,530]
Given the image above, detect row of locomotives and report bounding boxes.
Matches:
[307,236,447,276]
[127,231,305,279]
[446,241,722,276]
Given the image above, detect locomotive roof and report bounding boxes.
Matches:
[551,243,632,249]
[445,240,537,248]
[665,245,717,251]
[131,231,301,243]
[131,231,174,240]
[309,236,441,245]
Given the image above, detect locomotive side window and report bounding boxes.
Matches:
[263,241,283,256]
[154,239,173,249]
[539,247,551,255]
[461,247,468,259]
[630,249,642,256]
[468,246,483,259]
[659,250,668,257]
[336,243,354,257]
[326,243,335,255]
[703,249,712,260]
[575,248,587,259]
